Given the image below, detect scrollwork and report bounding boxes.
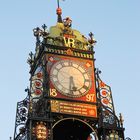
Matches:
[14,96,29,139]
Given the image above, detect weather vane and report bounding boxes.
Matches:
[56,0,65,23]
[57,0,65,8]
[57,0,60,8]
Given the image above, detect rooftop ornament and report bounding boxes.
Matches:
[56,0,63,23]
[88,32,97,46]
[63,17,72,27]
[119,113,124,127]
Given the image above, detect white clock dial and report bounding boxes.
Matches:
[50,60,91,98]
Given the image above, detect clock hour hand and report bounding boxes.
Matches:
[69,76,77,94]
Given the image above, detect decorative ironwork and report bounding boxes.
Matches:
[102,110,115,125]
[63,17,72,27]
[98,78,115,113]
[33,25,49,42]
[96,69,121,128]
[14,95,29,140]
[88,32,97,47]
[14,131,27,140]
[119,113,124,127]
[27,51,34,67]
[31,65,43,98]
[125,137,132,140]
[33,27,43,45]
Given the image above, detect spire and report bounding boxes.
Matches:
[56,0,63,23]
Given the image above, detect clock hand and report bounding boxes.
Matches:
[69,76,73,94]
[69,76,77,94]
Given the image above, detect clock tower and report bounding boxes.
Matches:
[13,1,130,140]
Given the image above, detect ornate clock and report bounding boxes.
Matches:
[47,54,96,103]
[50,59,91,98]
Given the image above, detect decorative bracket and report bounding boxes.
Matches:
[13,95,29,140]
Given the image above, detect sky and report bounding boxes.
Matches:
[0,0,140,139]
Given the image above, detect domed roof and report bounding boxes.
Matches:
[47,18,96,50]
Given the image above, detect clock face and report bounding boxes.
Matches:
[50,60,91,98]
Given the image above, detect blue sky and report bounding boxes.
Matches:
[0,0,140,139]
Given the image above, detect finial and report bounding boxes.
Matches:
[56,0,63,23]
[25,87,30,95]
[42,24,47,32]
[63,17,72,27]
[119,113,124,127]
[33,27,43,46]
[96,68,101,75]
[88,32,97,46]
[27,51,34,66]
[41,24,49,38]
